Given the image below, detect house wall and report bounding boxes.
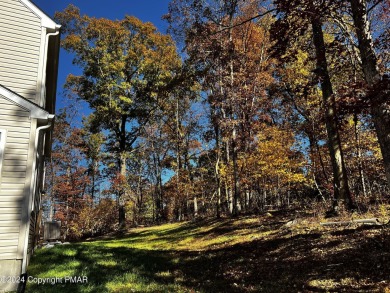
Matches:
[27,130,45,258]
[0,260,23,291]
[0,96,35,291]
[0,0,43,103]
[0,1,59,291]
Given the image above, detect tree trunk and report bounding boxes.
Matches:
[215,124,222,218]
[194,195,198,218]
[227,185,233,214]
[118,114,128,230]
[227,1,240,217]
[311,126,329,183]
[118,152,127,230]
[137,165,144,224]
[350,0,390,187]
[210,91,222,218]
[311,17,354,210]
[157,160,164,221]
[354,114,367,197]
[224,126,233,214]
[232,127,239,216]
[245,190,250,211]
[91,161,96,202]
[65,166,71,240]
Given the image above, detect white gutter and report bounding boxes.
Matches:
[21,120,53,276]
[40,30,60,108]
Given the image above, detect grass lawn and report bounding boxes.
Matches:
[27,212,390,292]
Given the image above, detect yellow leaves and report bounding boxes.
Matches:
[219,123,307,191]
[119,95,133,104]
[296,51,310,77]
[242,124,307,186]
[59,4,183,130]
[323,32,335,45]
[284,49,311,84]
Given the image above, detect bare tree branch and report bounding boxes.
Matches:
[367,0,385,14]
[211,8,277,35]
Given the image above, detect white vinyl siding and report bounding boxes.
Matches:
[0,0,42,103]
[0,130,5,180]
[0,95,30,260]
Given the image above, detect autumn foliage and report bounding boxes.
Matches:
[43,0,389,237]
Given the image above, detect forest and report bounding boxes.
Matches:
[45,0,389,240]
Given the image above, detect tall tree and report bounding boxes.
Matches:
[167,0,277,215]
[271,0,355,211]
[311,14,353,210]
[349,0,390,187]
[55,5,182,229]
[46,110,91,239]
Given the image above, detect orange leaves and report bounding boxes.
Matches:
[62,34,83,52]
[111,173,128,195]
[188,139,202,150]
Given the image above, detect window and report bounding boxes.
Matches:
[0,129,6,176]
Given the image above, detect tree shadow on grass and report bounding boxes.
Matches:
[27,225,390,292]
[177,230,390,292]
[27,244,186,292]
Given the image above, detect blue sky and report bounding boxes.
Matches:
[32,0,172,111]
[32,1,177,186]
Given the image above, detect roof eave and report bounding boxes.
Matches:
[0,85,53,122]
[20,0,61,30]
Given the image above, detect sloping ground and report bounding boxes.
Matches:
[27,212,390,292]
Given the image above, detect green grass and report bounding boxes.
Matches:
[27,218,271,293]
[26,214,390,292]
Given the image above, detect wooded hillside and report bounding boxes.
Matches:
[43,0,389,240]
